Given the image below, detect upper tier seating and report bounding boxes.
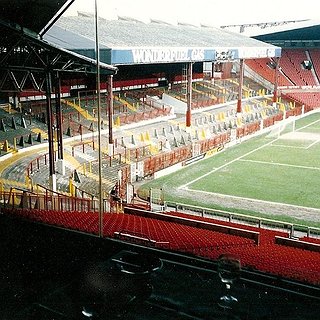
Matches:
[245,58,292,86]
[280,49,318,86]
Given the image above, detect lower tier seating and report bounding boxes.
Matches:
[2,207,320,286]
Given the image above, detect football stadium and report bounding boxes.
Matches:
[0,1,319,319]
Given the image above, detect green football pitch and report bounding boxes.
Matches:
[138,111,320,226]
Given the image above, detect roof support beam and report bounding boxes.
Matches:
[45,71,56,191]
[54,73,64,162]
[0,21,117,95]
[8,71,20,91]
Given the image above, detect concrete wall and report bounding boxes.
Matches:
[162,93,186,114]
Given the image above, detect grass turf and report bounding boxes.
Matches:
[138,112,320,227]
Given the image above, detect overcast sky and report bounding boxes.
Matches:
[65,0,320,26]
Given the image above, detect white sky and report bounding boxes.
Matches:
[65,0,320,27]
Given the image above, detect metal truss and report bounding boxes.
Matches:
[0,21,116,93]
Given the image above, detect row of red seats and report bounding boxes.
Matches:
[164,211,320,285]
[2,208,253,253]
[300,236,320,244]
[309,49,320,82]
[285,92,320,109]
[165,211,288,244]
[280,49,318,86]
[246,50,320,88]
[244,58,292,87]
[103,212,254,252]
[5,208,100,234]
[3,208,320,285]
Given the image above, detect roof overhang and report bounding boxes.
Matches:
[46,16,282,66]
[0,0,75,36]
[246,19,320,38]
[221,19,320,48]
[252,20,320,48]
[110,46,281,65]
[0,19,117,75]
[0,18,117,93]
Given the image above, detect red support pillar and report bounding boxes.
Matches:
[237,59,244,114]
[273,57,280,105]
[107,75,114,155]
[186,62,193,128]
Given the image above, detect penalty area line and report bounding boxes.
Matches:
[239,158,320,171]
[179,137,278,190]
[306,138,320,149]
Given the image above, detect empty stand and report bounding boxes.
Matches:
[245,58,292,87]
[279,49,319,86]
[2,207,320,286]
[308,48,320,82]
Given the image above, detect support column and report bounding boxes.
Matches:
[211,62,215,79]
[186,62,193,129]
[107,74,114,156]
[55,72,65,175]
[236,59,244,114]
[95,0,103,238]
[273,57,280,107]
[12,94,19,109]
[45,71,56,191]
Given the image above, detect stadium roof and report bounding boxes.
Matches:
[253,20,320,48]
[221,19,320,48]
[45,15,282,66]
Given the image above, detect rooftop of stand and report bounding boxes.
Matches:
[44,14,282,65]
[220,19,320,48]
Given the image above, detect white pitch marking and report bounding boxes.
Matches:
[182,188,320,215]
[270,143,306,149]
[239,158,320,171]
[179,137,278,189]
[297,118,320,132]
[306,139,320,149]
[180,116,320,189]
